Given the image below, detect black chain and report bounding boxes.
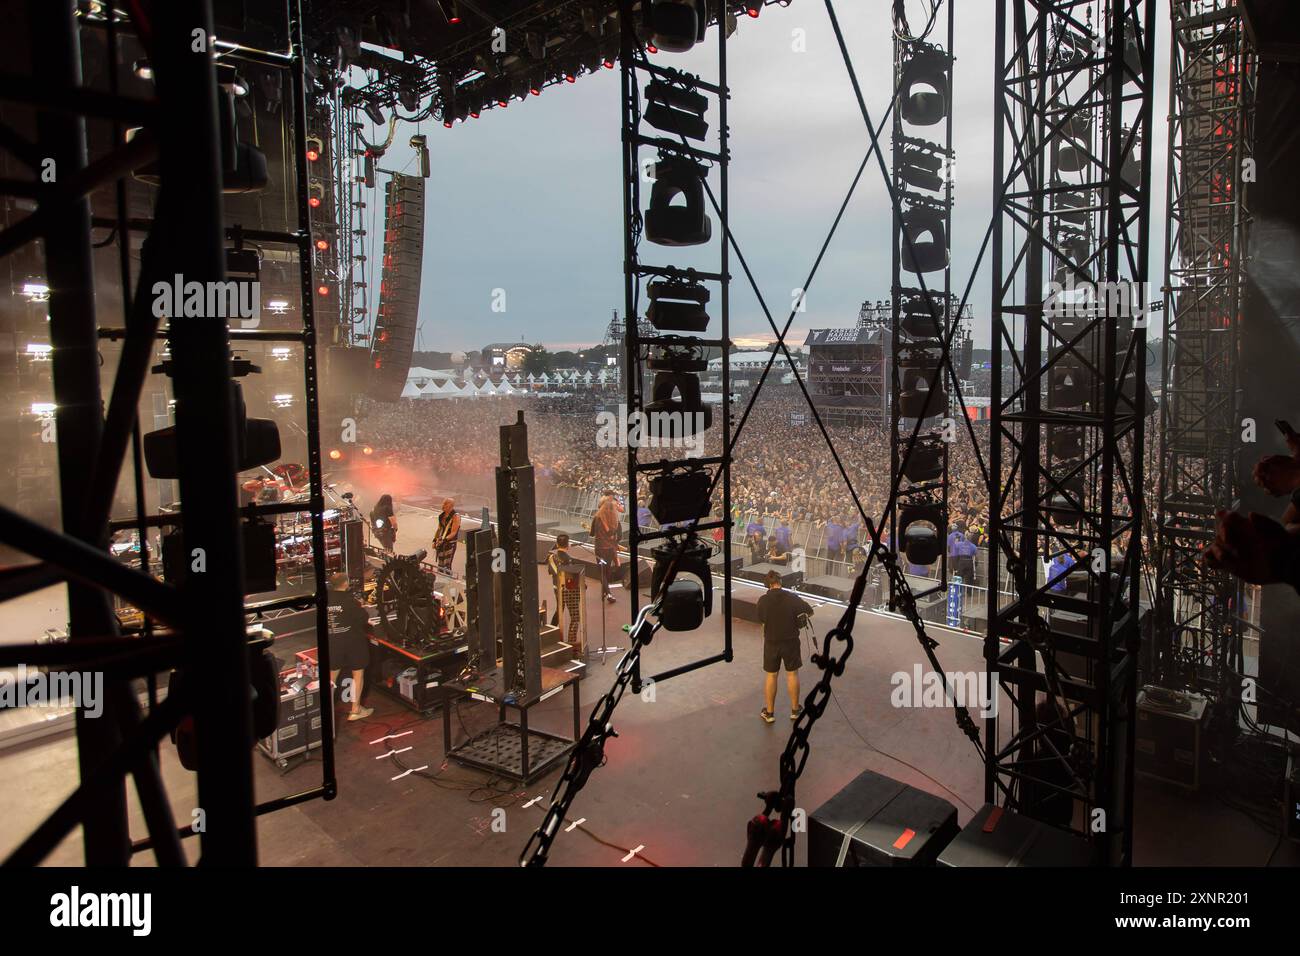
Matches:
[519,608,657,867]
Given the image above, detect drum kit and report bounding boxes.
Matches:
[374,549,468,651]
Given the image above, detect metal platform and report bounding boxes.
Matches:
[447,723,574,784]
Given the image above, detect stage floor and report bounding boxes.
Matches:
[0,503,1295,867]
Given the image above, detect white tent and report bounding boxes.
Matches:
[400,381,421,399]
[526,373,537,385]
[582,371,594,386]
[417,380,442,399]
[499,379,520,395]
[436,379,461,397]
[597,369,608,385]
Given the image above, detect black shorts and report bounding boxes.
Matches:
[763,640,802,674]
[328,632,370,673]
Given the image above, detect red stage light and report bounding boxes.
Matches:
[565,74,576,83]
[470,110,480,118]
[745,4,760,17]
[306,147,319,162]
[315,239,328,251]
[498,99,508,107]
[362,446,374,455]
[317,285,329,296]
[530,86,541,96]
[647,43,658,54]
[308,196,321,208]
[444,119,453,128]
[603,59,615,69]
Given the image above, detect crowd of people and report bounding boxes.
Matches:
[352,385,995,567]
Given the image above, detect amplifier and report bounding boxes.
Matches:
[937,804,1092,867]
[1135,687,1206,789]
[808,769,960,866]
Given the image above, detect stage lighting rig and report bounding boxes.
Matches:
[650,535,714,620]
[645,156,712,246]
[644,80,711,140]
[646,0,708,53]
[899,501,945,566]
[899,48,950,127]
[645,369,714,433]
[648,468,712,525]
[647,277,710,332]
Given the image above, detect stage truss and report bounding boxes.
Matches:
[986,0,1155,864]
[1154,0,1254,716]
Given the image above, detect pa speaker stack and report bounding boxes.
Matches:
[369,173,425,402]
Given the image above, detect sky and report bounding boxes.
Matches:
[359,0,1171,355]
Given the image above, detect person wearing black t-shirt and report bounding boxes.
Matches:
[327,572,373,721]
[756,570,813,724]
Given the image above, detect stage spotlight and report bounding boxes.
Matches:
[604,57,616,69]
[902,435,945,483]
[645,157,712,246]
[362,446,374,456]
[899,297,944,338]
[1044,474,1086,525]
[1052,114,1091,173]
[744,3,761,17]
[436,0,461,24]
[329,448,343,461]
[1049,426,1084,461]
[900,146,943,193]
[899,502,945,566]
[649,469,712,524]
[363,98,386,126]
[216,63,248,97]
[644,80,710,141]
[132,58,152,80]
[315,239,329,251]
[647,278,710,332]
[900,49,951,127]
[645,370,714,434]
[317,284,330,297]
[650,534,714,623]
[647,0,707,53]
[900,206,949,274]
[144,382,281,478]
[305,136,322,162]
[897,344,948,419]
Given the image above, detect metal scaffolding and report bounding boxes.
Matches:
[1154,0,1254,714]
[985,0,1156,864]
[0,0,335,866]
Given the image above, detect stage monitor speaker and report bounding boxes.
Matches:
[936,804,1092,867]
[369,173,425,402]
[808,769,960,866]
